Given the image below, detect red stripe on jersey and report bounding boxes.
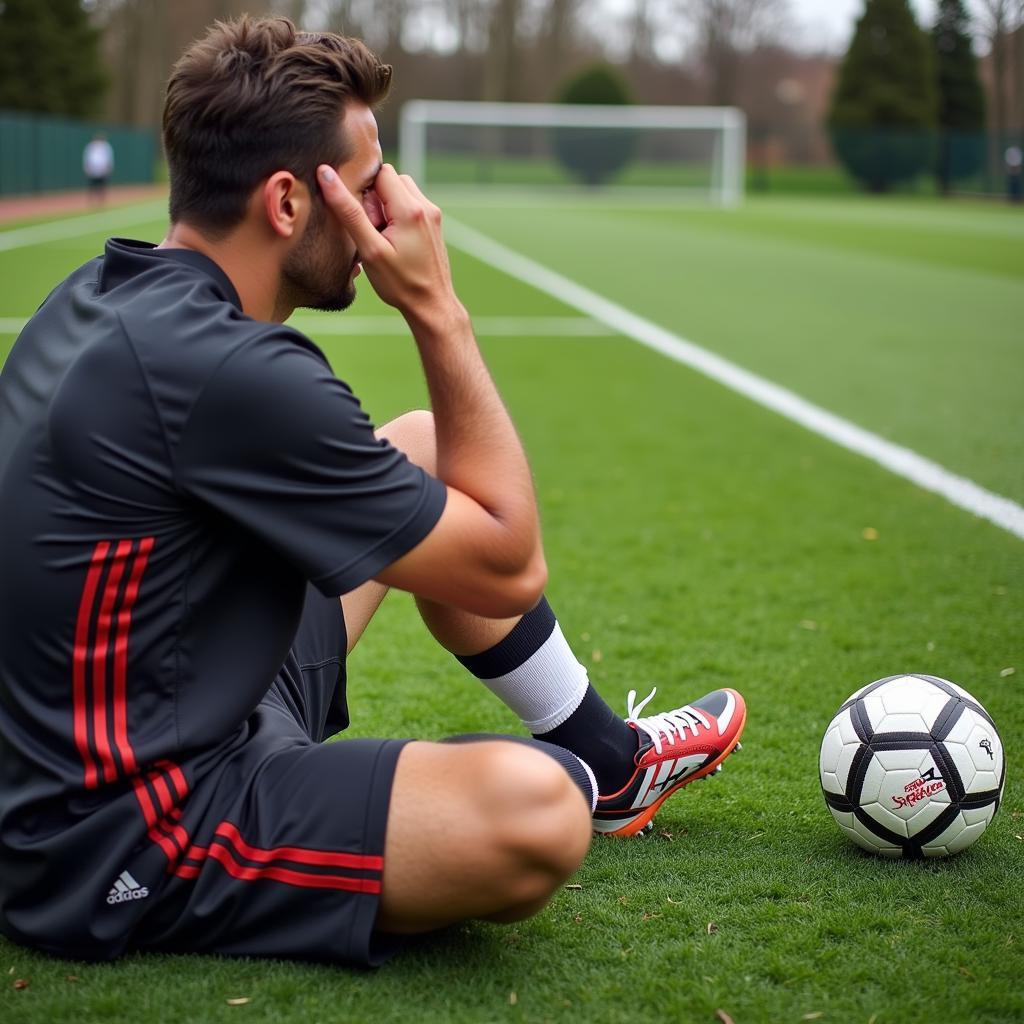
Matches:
[147,823,179,862]
[164,818,190,852]
[111,536,153,775]
[148,769,175,817]
[134,762,193,861]
[181,842,208,863]
[91,539,131,784]
[133,763,191,866]
[172,840,208,877]
[214,821,384,871]
[157,760,189,802]
[205,842,381,893]
[72,541,110,789]
[153,814,189,856]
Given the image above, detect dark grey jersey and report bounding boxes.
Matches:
[0,240,445,946]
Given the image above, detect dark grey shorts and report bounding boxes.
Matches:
[135,584,409,965]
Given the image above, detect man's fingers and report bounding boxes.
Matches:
[371,164,419,222]
[398,174,441,223]
[316,165,385,256]
[398,173,429,203]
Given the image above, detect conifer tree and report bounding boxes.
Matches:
[932,0,986,192]
[828,0,937,192]
[0,0,106,117]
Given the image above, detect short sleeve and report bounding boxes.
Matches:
[176,331,446,595]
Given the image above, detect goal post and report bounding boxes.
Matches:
[399,100,746,206]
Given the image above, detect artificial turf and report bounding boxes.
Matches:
[0,193,1021,1024]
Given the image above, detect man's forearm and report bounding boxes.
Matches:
[318,162,546,612]
[408,301,540,542]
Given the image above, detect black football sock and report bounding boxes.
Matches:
[455,597,638,796]
[538,684,639,795]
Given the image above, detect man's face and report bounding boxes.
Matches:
[282,101,384,313]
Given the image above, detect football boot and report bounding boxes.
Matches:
[592,686,747,836]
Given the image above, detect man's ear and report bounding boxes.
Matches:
[262,171,309,239]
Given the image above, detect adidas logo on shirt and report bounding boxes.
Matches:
[106,870,150,905]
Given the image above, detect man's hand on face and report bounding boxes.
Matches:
[317,163,464,328]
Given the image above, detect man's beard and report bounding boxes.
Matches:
[282,209,357,313]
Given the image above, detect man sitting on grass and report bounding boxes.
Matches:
[0,16,746,965]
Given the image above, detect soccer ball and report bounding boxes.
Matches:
[819,674,1005,858]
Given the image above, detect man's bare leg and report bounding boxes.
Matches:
[342,409,522,658]
[376,740,591,932]
[339,575,588,933]
[339,411,590,933]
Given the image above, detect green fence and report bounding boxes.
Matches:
[827,128,1024,198]
[0,111,157,196]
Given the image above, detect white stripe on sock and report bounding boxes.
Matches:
[574,755,599,812]
[477,622,589,734]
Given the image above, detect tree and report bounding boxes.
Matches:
[92,0,274,129]
[828,0,937,192]
[0,0,107,117]
[552,64,635,187]
[541,0,579,79]
[682,0,789,105]
[483,0,522,101]
[932,0,986,191]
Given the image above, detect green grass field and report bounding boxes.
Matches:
[1,191,1022,1024]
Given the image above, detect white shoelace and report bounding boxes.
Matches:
[626,687,711,755]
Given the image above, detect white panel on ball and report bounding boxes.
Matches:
[850,814,901,857]
[879,679,950,723]
[943,710,1003,792]
[837,707,860,745]
[875,711,935,734]
[922,813,986,857]
[819,725,847,794]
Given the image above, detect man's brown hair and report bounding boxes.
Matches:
[163,16,391,233]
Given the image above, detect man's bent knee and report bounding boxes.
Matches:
[378,741,590,933]
[375,409,436,475]
[476,743,592,905]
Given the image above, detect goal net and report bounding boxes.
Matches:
[398,101,746,206]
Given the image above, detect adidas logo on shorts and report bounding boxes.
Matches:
[106,869,149,905]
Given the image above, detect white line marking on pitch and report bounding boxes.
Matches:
[444,216,1024,542]
[0,315,613,338]
[290,314,614,336]
[0,200,166,252]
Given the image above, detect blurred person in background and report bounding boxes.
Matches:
[1006,146,1023,203]
[83,132,114,205]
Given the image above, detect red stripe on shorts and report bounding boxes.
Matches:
[205,842,381,893]
[214,821,384,872]
[170,822,383,893]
